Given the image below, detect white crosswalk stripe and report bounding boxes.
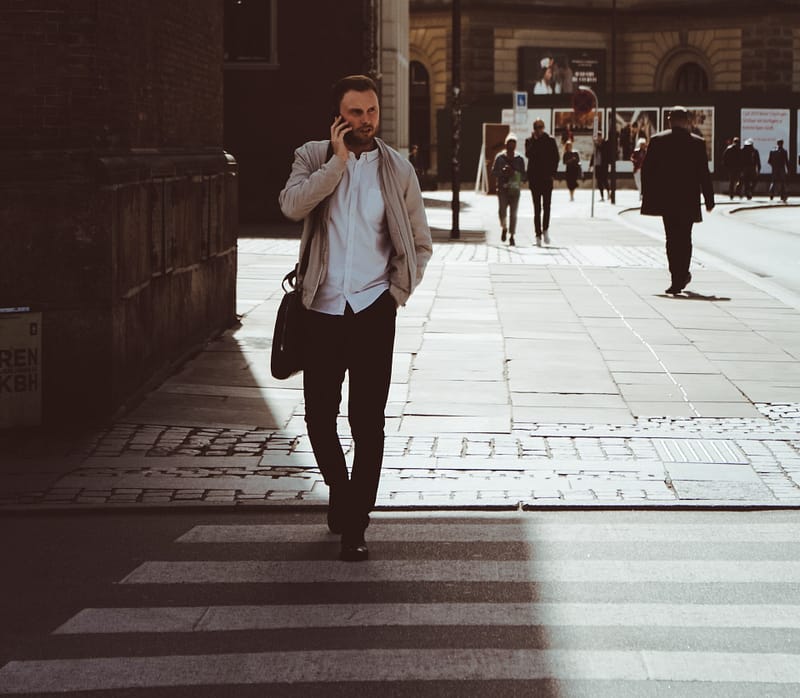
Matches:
[176,522,800,543]
[120,558,800,585]
[55,603,800,634]
[2,514,800,696]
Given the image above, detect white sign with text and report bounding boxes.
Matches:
[740,108,790,172]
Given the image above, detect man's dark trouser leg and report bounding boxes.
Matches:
[663,215,693,289]
[347,291,396,535]
[302,291,396,537]
[302,310,349,491]
[540,180,553,232]
[531,186,542,236]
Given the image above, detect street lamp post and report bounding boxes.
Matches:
[609,0,617,204]
[576,85,599,218]
[450,0,461,240]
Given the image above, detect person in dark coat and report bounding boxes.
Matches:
[768,138,790,203]
[740,138,761,199]
[641,106,715,295]
[562,140,582,201]
[525,118,560,246]
[722,137,742,200]
[589,135,612,201]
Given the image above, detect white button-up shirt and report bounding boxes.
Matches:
[311,148,392,315]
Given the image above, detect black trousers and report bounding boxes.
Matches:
[662,215,693,286]
[596,166,609,197]
[302,290,396,534]
[727,172,741,198]
[769,174,787,201]
[530,179,553,236]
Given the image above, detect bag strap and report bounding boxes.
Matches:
[287,140,335,291]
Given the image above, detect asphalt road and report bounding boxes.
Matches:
[2,508,800,697]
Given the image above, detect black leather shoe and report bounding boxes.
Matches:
[340,534,369,562]
[665,285,681,295]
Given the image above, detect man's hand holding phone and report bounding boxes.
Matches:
[331,115,352,162]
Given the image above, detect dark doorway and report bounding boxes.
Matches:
[409,60,431,172]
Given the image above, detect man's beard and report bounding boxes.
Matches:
[349,126,376,146]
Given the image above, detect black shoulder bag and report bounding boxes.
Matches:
[270,142,333,380]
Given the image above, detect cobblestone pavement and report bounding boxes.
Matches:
[3,191,800,510]
[4,402,799,509]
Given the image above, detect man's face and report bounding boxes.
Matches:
[338,89,380,147]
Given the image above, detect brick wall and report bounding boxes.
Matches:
[0,1,236,427]
[0,1,223,150]
[742,19,794,91]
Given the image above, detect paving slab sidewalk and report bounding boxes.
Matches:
[2,188,800,510]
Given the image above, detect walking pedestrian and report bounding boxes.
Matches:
[630,137,648,200]
[279,75,433,561]
[641,105,715,295]
[722,137,742,200]
[768,138,790,203]
[590,135,612,201]
[562,140,582,202]
[740,138,761,199]
[492,133,526,245]
[525,118,559,246]
[408,144,422,179]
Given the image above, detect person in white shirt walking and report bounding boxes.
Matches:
[279,75,432,562]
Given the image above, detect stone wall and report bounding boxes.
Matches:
[0,1,236,426]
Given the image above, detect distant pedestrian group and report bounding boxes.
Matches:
[492,120,560,247]
[722,136,789,203]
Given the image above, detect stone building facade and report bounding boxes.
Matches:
[409,0,800,178]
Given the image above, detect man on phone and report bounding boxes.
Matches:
[279,75,432,561]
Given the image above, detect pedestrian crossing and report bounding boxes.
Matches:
[2,512,800,696]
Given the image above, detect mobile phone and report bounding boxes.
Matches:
[332,111,356,145]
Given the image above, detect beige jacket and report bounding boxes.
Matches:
[278,138,433,309]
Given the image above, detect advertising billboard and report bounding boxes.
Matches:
[519,47,605,97]
[740,108,791,174]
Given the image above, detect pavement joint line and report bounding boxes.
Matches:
[574,264,701,418]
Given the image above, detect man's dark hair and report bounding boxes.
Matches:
[332,75,379,113]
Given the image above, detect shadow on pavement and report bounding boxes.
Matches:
[657,291,732,302]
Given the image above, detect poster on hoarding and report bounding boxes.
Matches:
[501,108,552,139]
[661,106,715,171]
[519,47,605,97]
[740,108,791,175]
[553,108,603,171]
[609,108,659,173]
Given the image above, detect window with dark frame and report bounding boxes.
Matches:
[224,0,276,64]
[675,62,708,93]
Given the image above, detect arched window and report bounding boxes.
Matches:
[675,62,709,92]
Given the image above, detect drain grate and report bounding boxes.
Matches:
[654,439,748,464]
